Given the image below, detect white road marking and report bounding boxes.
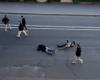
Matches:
[0,24,100,31]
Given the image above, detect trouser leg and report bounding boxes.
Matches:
[8,24,11,30]
[5,24,7,31]
[72,56,78,63]
[22,30,28,36]
[46,47,55,54]
[17,31,22,37]
[78,57,83,64]
[47,49,55,53]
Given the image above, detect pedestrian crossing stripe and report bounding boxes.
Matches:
[0,24,100,31]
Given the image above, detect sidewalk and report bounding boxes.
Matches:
[0,2,100,16]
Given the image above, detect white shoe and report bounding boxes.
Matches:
[72,61,77,64]
[80,59,83,64]
[16,35,20,38]
[5,29,7,32]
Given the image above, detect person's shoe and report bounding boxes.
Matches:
[5,29,7,32]
[72,61,77,64]
[80,59,83,64]
[16,35,20,38]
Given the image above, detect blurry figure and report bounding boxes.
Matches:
[70,41,76,47]
[72,44,83,64]
[16,22,28,38]
[37,44,55,55]
[21,16,28,31]
[57,40,75,49]
[57,40,69,48]
[2,15,11,31]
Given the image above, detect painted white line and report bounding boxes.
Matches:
[30,28,100,31]
[0,24,100,31]
[1,27,100,31]
[1,24,100,28]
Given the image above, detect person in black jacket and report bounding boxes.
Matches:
[2,15,11,31]
[72,43,83,64]
[21,16,27,31]
[16,22,28,38]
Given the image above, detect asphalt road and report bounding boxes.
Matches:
[0,13,100,79]
[0,14,100,27]
[0,25,100,79]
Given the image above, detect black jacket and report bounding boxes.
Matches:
[37,44,46,52]
[22,18,26,27]
[75,46,81,57]
[2,17,9,24]
[18,23,24,31]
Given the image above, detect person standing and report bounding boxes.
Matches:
[2,15,11,31]
[21,16,28,31]
[16,22,28,38]
[72,43,83,64]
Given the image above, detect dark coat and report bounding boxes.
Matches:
[37,44,46,52]
[22,18,26,27]
[18,23,24,31]
[75,46,81,57]
[2,17,9,24]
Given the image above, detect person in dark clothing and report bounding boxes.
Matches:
[37,44,56,55]
[72,44,83,64]
[37,44,46,52]
[57,40,75,49]
[21,16,27,31]
[2,15,11,31]
[16,22,28,38]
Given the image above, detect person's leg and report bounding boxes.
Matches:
[8,24,11,30]
[23,30,28,36]
[72,56,78,64]
[17,31,22,37]
[48,49,55,53]
[78,57,83,64]
[46,47,55,54]
[5,24,7,31]
[57,44,66,48]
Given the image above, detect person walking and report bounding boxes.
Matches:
[16,22,28,38]
[72,43,83,64]
[2,15,11,31]
[21,16,28,31]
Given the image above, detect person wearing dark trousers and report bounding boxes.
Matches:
[2,15,11,31]
[16,22,28,38]
[72,43,83,64]
[21,16,28,31]
[37,44,56,55]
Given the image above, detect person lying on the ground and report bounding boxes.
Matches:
[37,44,56,55]
[57,40,76,49]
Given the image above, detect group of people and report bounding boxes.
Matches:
[1,15,28,38]
[1,15,83,64]
[37,40,84,64]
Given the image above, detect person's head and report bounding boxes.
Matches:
[66,40,69,43]
[21,16,23,18]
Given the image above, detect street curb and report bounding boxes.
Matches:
[0,12,100,16]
